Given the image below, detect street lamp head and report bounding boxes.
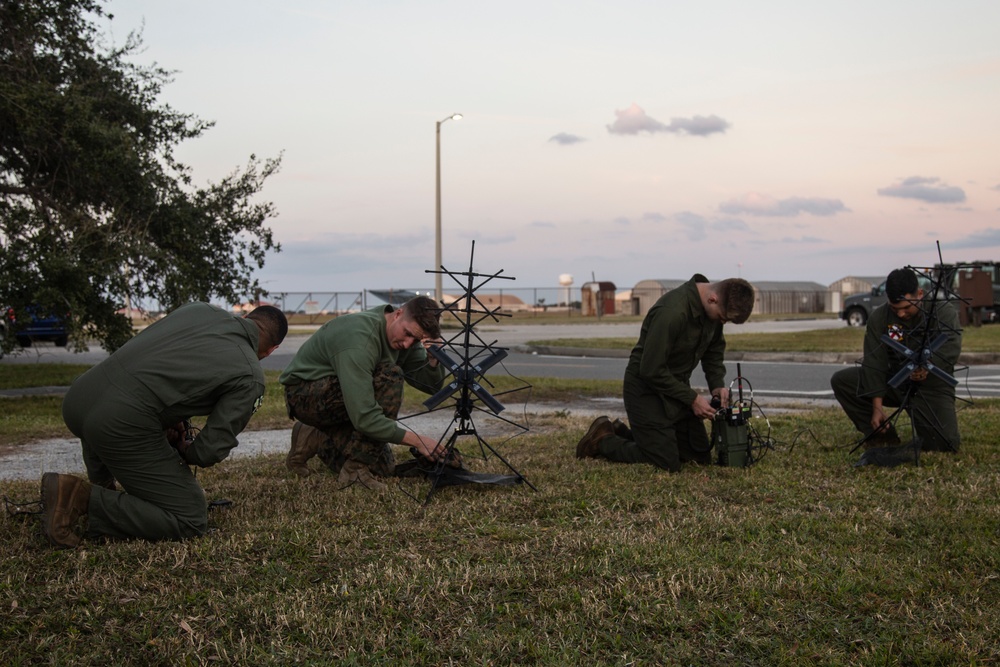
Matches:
[451,113,463,121]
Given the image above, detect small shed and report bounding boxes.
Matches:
[750,280,831,314]
[581,281,616,316]
[443,292,528,312]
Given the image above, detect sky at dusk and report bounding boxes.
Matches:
[107,0,1000,293]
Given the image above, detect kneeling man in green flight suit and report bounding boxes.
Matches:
[576,274,755,471]
[42,302,288,548]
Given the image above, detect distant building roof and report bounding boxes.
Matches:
[634,279,687,290]
[368,289,423,306]
[443,293,526,307]
[750,280,828,291]
[835,275,885,286]
[634,278,828,292]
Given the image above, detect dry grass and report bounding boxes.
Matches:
[2,402,999,665]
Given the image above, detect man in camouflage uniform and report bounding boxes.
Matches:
[280,296,447,488]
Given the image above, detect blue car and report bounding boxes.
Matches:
[4,305,70,347]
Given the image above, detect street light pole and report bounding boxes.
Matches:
[435,113,462,304]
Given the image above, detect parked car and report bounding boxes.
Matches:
[840,281,887,327]
[4,305,70,347]
[839,269,982,327]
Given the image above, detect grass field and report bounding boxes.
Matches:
[2,402,999,664]
[2,330,998,664]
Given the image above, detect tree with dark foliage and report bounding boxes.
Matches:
[0,0,282,352]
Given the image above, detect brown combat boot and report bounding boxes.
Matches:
[576,416,615,459]
[286,421,324,477]
[338,459,387,492]
[40,473,92,549]
[611,418,633,440]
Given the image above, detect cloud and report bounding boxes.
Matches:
[529,220,556,228]
[991,184,1000,192]
[667,115,731,136]
[877,176,966,204]
[719,192,848,217]
[455,230,516,244]
[641,211,668,223]
[613,216,631,226]
[606,103,730,136]
[713,217,751,232]
[674,211,708,241]
[948,227,1000,249]
[548,132,585,145]
[779,236,827,244]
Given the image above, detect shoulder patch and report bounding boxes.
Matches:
[252,394,264,414]
[887,323,904,342]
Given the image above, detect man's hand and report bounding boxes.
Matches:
[402,431,445,461]
[423,338,445,367]
[692,395,719,420]
[869,406,888,433]
[909,367,929,383]
[712,387,730,408]
[414,434,445,461]
[165,420,196,458]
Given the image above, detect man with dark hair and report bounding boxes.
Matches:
[42,302,288,548]
[280,296,447,489]
[576,274,756,471]
[831,267,962,452]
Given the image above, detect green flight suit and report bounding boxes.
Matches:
[62,302,266,541]
[831,298,961,451]
[598,274,727,471]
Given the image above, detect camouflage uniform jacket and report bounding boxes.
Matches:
[278,305,446,443]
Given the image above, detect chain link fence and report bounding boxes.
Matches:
[129,284,838,323]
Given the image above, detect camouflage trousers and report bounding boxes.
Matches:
[284,363,404,476]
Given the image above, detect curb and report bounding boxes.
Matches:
[516,345,1000,366]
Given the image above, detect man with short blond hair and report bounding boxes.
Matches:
[280,296,447,488]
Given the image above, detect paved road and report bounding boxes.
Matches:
[0,317,844,367]
[6,318,1000,402]
[488,352,1000,402]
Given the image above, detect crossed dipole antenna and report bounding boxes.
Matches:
[849,242,971,463]
[398,241,535,502]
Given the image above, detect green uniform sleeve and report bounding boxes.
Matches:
[184,377,265,467]
[700,328,727,392]
[637,305,699,405]
[334,348,405,444]
[399,346,447,394]
[933,303,962,371]
[859,306,891,399]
